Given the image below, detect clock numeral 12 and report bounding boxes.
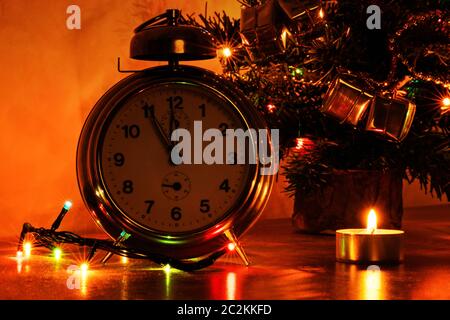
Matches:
[167,96,183,109]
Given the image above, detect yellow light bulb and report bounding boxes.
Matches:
[222,47,232,58]
[281,28,291,48]
[442,97,450,107]
[121,256,128,264]
[266,104,276,113]
[295,138,304,150]
[318,8,324,19]
[163,264,171,273]
[23,242,32,258]
[80,263,89,274]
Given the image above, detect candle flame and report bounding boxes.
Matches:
[367,209,377,233]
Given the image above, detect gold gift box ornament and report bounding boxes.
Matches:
[240,0,287,59]
[321,76,416,142]
[321,77,374,126]
[365,96,416,142]
[240,0,324,59]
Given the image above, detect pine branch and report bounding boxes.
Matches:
[185,1,450,200]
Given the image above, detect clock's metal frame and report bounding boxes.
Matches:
[77,65,274,261]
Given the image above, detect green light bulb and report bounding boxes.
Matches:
[63,201,72,210]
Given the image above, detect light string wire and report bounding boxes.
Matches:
[17,203,226,271]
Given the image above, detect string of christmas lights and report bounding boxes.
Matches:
[17,3,450,270]
[17,201,234,271]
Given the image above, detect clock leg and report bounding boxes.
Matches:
[100,231,131,264]
[224,229,250,267]
[100,252,114,265]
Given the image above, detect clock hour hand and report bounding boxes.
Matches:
[169,100,175,136]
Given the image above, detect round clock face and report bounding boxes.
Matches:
[99,83,253,234]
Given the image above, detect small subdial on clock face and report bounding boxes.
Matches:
[161,171,191,201]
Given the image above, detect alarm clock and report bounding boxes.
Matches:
[76,9,274,269]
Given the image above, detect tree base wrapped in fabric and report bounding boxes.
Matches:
[292,170,403,234]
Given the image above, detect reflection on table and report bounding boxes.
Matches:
[1,205,449,299]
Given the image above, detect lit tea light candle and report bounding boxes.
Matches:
[336,209,404,264]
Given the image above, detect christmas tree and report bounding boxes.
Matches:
[185,0,449,204]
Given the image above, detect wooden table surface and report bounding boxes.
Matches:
[1,205,449,300]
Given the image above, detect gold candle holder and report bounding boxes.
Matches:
[336,209,404,264]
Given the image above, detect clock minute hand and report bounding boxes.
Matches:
[149,111,172,150]
[148,110,178,166]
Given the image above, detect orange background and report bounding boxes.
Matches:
[0,0,443,238]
